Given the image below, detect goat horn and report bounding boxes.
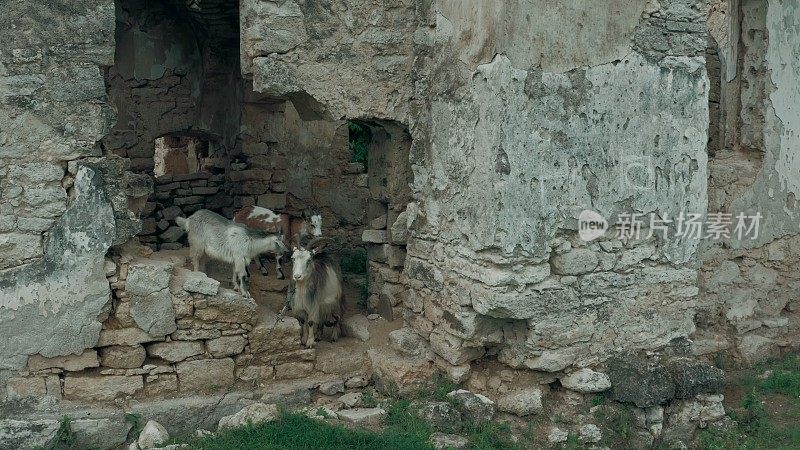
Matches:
[305,236,331,250]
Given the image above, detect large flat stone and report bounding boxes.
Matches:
[28,349,99,372]
[177,359,235,392]
[147,341,204,362]
[63,375,144,401]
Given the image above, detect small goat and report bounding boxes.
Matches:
[233,206,322,279]
[288,237,343,348]
[176,209,286,298]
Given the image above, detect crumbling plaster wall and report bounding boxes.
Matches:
[402,0,710,371]
[238,0,714,371]
[0,1,154,390]
[699,0,800,364]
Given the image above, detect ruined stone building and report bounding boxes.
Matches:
[0,0,798,448]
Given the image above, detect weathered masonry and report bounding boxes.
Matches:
[1,0,798,448]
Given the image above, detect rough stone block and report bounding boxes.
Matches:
[666,357,725,398]
[147,341,204,362]
[126,260,173,296]
[560,368,612,393]
[0,419,59,450]
[100,345,146,369]
[389,327,427,356]
[249,315,302,354]
[389,211,408,244]
[275,362,315,380]
[738,335,777,365]
[144,374,179,397]
[447,390,496,424]
[6,377,46,400]
[161,206,184,221]
[130,290,177,336]
[28,350,99,372]
[369,348,434,395]
[176,358,235,392]
[609,355,674,407]
[386,245,406,268]
[342,315,370,342]
[496,387,543,416]
[206,335,247,358]
[337,408,387,425]
[218,403,279,430]
[362,230,388,244]
[160,226,184,243]
[194,289,257,325]
[551,248,599,275]
[430,331,484,366]
[63,375,143,401]
[70,418,132,450]
[98,328,162,347]
[181,270,220,295]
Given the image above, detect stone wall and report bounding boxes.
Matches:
[398,0,710,374]
[0,0,131,392]
[2,1,800,442]
[240,0,417,121]
[699,0,800,364]
[5,247,370,405]
[102,0,242,173]
[139,171,231,250]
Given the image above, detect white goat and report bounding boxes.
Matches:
[176,209,286,298]
[288,237,343,348]
[233,206,322,279]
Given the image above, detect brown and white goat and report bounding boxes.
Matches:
[288,237,343,348]
[233,206,322,279]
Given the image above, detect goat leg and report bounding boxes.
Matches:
[299,319,308,347]
[275,254,285,280]
[258,255,269,276]
[305,322,316,348]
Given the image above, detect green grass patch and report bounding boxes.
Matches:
[699,353,800,450]
[758,354,800,398]
[413,374,460,403]
[463,422,522,450]
[186,411,433,450]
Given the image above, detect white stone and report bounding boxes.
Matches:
[547,427,569,443]
[560,368,612,393]
[342,315,370,342]
[318,380,345,396]
[218,403,279,429]
[338,392,363,408]
[345,376,369,388]
[182,271,220,295]
[336,408,387,425]
[362,230,388,243]
[496,387,543,416]
[430,432,470,449]
[579,424,602,443]
[138,420,169,450]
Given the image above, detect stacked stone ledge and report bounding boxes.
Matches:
[6,253,329,404]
